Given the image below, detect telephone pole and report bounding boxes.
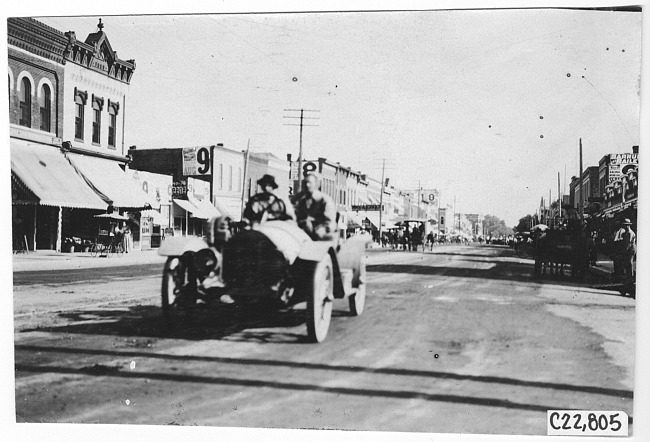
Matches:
[283,109,320,192]
[579,138,584,221]
[240,139,251,220]
[379,159,386,243]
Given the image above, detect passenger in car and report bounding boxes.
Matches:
[292,172,337,240]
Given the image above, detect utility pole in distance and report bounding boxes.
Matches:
[379,158,386,245]
[283,109,320,192]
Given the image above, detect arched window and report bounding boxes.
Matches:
[39,84,51,132]
[19,77,31,127]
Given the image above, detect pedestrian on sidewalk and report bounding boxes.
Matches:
[123,222,132,253]
[612,218,636,280]
[588,230,598,266]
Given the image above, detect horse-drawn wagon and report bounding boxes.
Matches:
[534,228,591,280]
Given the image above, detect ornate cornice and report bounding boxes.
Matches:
[7,17,68,64]
[64,21,135,85]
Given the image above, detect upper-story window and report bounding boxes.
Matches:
[219,164,224,189]
[74,88,88,141]
[92,95,104,145]
[39,84,51,132]
[92,107,101,144]
[107,99,119,150]
[228,165,233,191]
[108,108,117,148]
[19,77,31,128]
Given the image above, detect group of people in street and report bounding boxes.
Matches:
[380,224,424,251]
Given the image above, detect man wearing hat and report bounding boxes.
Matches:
[612,218,636,280]
[243,174,295,225]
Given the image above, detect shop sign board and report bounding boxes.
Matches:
[134,170,173,205]
[172,180,188,197]
[352,204,384,211]
[183,146,212,176]
[290,162,300,180]
[609,153,638,184]
[188,177,211,199]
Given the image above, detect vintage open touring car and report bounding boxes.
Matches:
[158,216,370,342]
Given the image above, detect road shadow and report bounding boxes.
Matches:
[367,257,618,290]
[15,344,633,400]
[14,346,633,421]
[13,263,163,287]
[20,303,353,344]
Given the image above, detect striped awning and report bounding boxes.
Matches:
[10,140,107,210]
[67,153,153,209]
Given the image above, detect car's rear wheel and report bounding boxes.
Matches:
[306,254,334,343]
[349,254,367,316]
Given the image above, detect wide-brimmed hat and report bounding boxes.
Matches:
[257,174,278,189]
[621,218,633,225]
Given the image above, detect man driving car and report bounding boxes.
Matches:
[243,174,295,225]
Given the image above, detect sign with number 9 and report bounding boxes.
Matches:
[197,147,211,174]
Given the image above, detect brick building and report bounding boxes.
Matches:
[9,18,106,251]
[10,18,153,252]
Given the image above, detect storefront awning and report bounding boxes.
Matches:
[10,140,107,210]
[188,195,221,219]
[357,211,381,229]
[214,197,243,222]
[173,199,203,219]
[341,211,362,229]
[140,209,169,227]
[67,153,153,209]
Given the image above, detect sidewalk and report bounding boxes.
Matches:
[11,248,166,273]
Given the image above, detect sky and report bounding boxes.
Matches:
[10,5,645,226]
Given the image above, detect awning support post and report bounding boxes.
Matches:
[33,205,37,252]
[56,206,62,253]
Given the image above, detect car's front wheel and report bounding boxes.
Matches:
[161,256,197,322]
[305,254,334,343]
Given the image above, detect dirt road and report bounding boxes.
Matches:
[13,245,635,435]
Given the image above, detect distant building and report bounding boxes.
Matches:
[130,145,293,236]
[602,147,639,218]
